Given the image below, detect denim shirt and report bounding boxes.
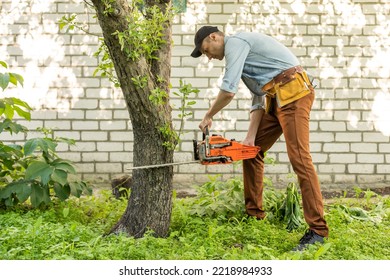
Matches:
[220,32,300,111]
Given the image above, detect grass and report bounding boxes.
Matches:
[0,178,389,260]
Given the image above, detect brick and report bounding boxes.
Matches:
[72,121,99,130]
[72,99,98,109]
[311,153,328,163]
[351,143,377,153]
[109,152,132,162]
[209,14,235,24]
[82,152,109,162]
[318,164,346,173]
[321,36,349,46]
[329,154,356,163]
[97,142,124,152]
[335,132,362,142]
[171,67,194,77]
[307,25,334,35]
[70,142,96,152]
[58,110,85,119]
[54,131,80,141]
[319,121,347,131]
[99,100,127,109]
[357,175,385,184]
[81,131,108,141]
[379,144,390,153]
[311,132,334,142]
[86,110,113,120]
[377,164,390,173]
[346,121,374,132]
[100,120,127,130]
[348,164,375,174]
[56,152,81,162]
[335,88,362,99]
[44,120,71,130]
[334,174,356,184]
[358,153,383,163]
[75,163,95,173]
[323,143,350,152]
[363,132,389,142]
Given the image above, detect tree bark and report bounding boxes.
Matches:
[91,0,174,237]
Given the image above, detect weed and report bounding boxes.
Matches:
[0,181,389,260]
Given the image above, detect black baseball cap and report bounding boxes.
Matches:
[191,26,220,58]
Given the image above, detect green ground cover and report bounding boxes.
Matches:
[1,178,389,260]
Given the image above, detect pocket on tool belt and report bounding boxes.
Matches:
[274,72,311,107]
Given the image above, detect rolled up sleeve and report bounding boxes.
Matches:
[220,38,251,94]
[250,94,265,112]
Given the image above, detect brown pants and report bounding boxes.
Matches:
[243,91,329,237]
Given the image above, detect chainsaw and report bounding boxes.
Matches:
[193,127,261,165]
[127,127,260,170]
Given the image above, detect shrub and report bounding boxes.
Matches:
[0,60,92,208]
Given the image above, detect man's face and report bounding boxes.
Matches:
[200,33,224,61]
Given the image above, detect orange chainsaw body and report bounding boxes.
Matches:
[193,133,261,165]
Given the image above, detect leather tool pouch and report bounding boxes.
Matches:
[273,71,312,107]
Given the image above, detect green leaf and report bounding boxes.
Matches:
[7,180,32,203]
[0,61,7,68]
[11,73,24,87]
[4,104,14,119]
[9,74,17,86]
[54,183,70,201]
[0,119,27,134]
[69,182,83,197]
[24,139,39,156]
[11,97,32,110]
[14,106,31,120]
[0,72,10,90]
[8,73,23,87]
[30,183,51,207]
[24,138,57,156]
[314,243,332,260]
[52,159,76,174]
[63,207,70,218]
[0,181,31,206]
[51,169,68,186]
[25,160,55,185]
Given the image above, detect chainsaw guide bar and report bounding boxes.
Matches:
[127,128,261,170]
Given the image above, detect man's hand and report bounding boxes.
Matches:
[199,90,235,133]
[244,109,264,147]
[242,136,255,146]
[199,115,212,133]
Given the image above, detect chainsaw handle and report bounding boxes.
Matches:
[202,126,211,156]
[202,126,210,141]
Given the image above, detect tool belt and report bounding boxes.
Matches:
[262,65,313,113]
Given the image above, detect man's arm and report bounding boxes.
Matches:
[242,109,264,146]
[199,90,235,132]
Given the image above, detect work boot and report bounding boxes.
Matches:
[292,229,325,251]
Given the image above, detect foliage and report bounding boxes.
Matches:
[0,183,389,260]
[186,175,246,218]
[93,38,120,87]
[0,61,24,91]
[0,61,92,208]
[59,9,196,152]
[172,79,199,140]
[276,182,305,231]
[184,174,304,234]
[113,0,173,62]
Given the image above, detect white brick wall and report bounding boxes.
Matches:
[1,0,390,190]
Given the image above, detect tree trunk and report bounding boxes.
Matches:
[91,0,175,237]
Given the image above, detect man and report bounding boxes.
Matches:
[191,26,329,251]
